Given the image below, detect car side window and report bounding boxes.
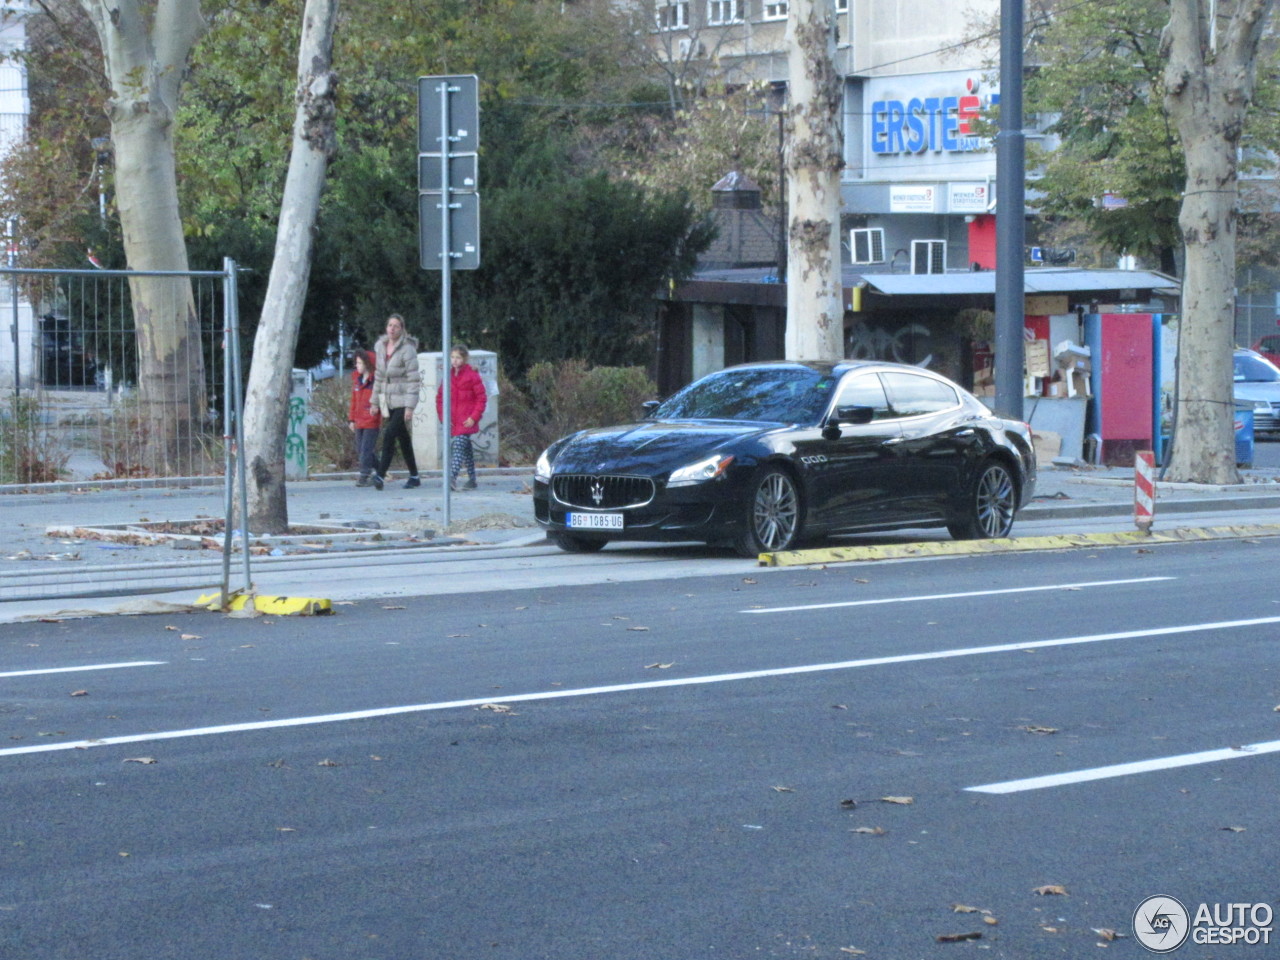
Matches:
[832,374,893,420]
[880,371,960,417]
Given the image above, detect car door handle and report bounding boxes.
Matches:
[955,428,975,437]
[882,437,906,445]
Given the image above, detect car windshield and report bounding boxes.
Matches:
[655,367,837,423]
[1234,353,1280,383]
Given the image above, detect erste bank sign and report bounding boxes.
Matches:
[870,74,999,156]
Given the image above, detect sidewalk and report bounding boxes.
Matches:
[3,461,1280,619]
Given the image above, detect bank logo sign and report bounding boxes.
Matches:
[1134,896,1274,953]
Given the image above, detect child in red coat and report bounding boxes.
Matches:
[348,350,381,486]
[436,344,487,490]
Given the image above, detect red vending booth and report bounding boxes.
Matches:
[1083,313,1155,466]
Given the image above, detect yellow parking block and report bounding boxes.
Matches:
[758,524,1280,567]
[195,591,333,616]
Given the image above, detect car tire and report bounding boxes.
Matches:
[549,532,607,553]
[734,467,802,557]
[947,460,1016,540]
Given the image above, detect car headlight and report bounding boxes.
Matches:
[667,453,734,487]
[534,448,553,482]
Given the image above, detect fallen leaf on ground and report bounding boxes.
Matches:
[627,626,650,632]
[164,625,178,631]
[479,703,513,713]
[1221,825,1246,832]
[839,949,867,956]
[951,904,992,915]
[123,757,157,764]
[382,605,406,610]
[180,634,201,641]
[1093,928,1125,941]
[880,795,914,805]
[317,759,340,767]
[1033,884,1069,896]
[644,662,674,669]
[839,799,858,809]
[1024,725,1059,734]
[742,578,757,584]
[69,690,88,697]
[983,916,999,926]
[935,932,981,943]
[771,785,795,793]
[851,826,885,835]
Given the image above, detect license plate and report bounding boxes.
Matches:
[568,512,623,530]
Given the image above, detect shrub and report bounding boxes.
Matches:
[499,360,657,465]
[0,395,71,484]
[307,378,358,472]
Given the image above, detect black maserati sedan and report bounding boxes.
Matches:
[533,360,1037,557]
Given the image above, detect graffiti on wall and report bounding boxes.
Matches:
[844,317,966,384]
[285,392,307,479]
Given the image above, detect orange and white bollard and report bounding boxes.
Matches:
[1134,450,1156,532]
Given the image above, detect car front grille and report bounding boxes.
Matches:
[552,474,656,510]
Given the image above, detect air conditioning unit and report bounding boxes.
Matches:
[850,228,885,265]
[911,239,946,275]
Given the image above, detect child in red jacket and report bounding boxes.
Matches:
[348,350,382,486]
[436,344,487,490]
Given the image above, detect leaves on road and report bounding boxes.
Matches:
[1023,725,1059,735]
[627,626,650,632]
[123,757,157,764]
[1033,884,1069,896]
[644,662,674,670]
[771,785,795,793]
[180,634,201,641]
[478,703,514,713]
[317,759,340,767]
[850,826,886,835]
[1094,928,1125,941]
[880,796,914,805]
[935,931,982,943]
[69,690,88,697]
[1221,825,1246,832]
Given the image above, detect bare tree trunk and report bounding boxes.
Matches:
[784,0,844,361]
[242,0,339,535]
[1161,0,1274,483]
[79,0,208,475]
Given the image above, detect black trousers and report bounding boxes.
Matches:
[377,408,418,478]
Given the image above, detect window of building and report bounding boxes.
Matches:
[762,1,788,20]
[656,1,690,30]
[835,0,848,10]
[708,0,745,24]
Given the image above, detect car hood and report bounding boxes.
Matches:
[549,420,775,475]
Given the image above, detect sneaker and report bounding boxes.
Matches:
[403,476,421,489]
[371,475,384,491]
[462,480,477,490]
[355,476,370,487]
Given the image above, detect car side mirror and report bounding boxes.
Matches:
[835,404,875,424]
[642,399,662,418]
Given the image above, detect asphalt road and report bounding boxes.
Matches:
[2,536,1278,959]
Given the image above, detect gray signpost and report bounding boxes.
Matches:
[419,74,479,527]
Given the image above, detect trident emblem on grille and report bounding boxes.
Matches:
[591,480,604,506]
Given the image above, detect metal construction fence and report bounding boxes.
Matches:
[1,261,252,606]
[1,264,232,485]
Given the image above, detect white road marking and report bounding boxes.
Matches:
[0,661,166,679]
[2,614,1278,760]
[968,739,1280,794]
[742,577,1174,614]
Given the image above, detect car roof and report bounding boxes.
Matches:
[721,359,943,378]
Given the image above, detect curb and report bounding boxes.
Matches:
[758,523,1280,567]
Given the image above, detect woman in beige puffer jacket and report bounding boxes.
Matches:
[371,313,421,490]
